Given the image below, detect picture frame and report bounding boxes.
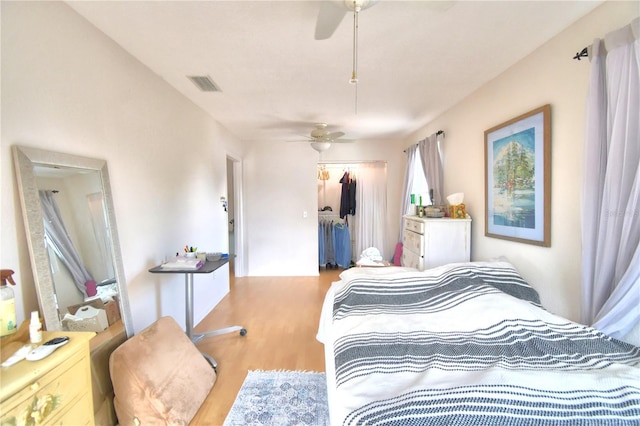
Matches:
[484,104,551,246]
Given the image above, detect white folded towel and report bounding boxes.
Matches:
[161,259,203,270]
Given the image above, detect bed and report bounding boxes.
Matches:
[316,260,640,425]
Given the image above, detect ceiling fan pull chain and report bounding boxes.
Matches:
[350,1,359,85]
[355,80,358,115]
[351,1,360,114]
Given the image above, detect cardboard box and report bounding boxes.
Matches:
[102,298,121,326]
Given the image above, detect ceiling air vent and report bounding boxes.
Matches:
[187,75,221,92]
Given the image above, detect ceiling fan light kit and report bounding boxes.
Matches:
[292,123,355,151]
[311,142,332,152]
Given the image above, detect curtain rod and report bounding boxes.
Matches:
[573,46,588,60]
[318,160,386,165]
[403,130,445,153]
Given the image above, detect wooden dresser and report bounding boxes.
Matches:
[0,330,95,425]
[402,215,471,270]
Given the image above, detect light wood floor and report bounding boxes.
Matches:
[190,267,342,425]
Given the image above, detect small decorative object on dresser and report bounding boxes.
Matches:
[401,215,471,271]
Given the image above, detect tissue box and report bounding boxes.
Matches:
[63,305,109,332]
[449,203,467,219]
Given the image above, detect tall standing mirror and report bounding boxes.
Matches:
[13,145,133,338]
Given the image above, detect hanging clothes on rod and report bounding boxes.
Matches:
[318,165,330,181]
[333,221,351,268]
[339,170,356,219]
[318,213,351,269]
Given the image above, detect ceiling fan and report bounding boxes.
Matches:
[315,0,456,40]
[315,0,380,113]
[314,0,378,41]
[293,123,355,152]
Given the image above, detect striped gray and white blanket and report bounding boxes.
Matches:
[327,261,640,425]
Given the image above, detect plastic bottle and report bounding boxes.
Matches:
[30,311,43,344]
[0,269,18,337]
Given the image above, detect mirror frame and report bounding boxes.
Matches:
[13,145,133,337]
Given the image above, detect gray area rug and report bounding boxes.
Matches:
[223,370,330,426]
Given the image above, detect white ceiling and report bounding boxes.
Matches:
[66,0,602,144]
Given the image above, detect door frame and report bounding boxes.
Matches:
[226,155,245,277]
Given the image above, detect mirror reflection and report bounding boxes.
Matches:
[35,165,118,322]
[13,145,133,337]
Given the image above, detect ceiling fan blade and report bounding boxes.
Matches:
[426,0,456,12]
[325,131,345,140]
[314,2,347,40]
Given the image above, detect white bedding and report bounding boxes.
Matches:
[317,261,640,425]
[85,282,118,304]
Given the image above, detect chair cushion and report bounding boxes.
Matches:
[109,316,216,425]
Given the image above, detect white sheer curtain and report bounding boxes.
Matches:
[398,145,417,241]
[354,162,387,261]
[40,190,94,296]
[581,18,640,342]
[418,132,444,206]
[87,192,115,281]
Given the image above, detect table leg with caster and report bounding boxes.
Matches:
[184,272,247,368]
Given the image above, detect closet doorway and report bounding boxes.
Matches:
[317,161,387,267]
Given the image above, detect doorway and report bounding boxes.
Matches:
[317,161,388,265]
[226,156,244,277]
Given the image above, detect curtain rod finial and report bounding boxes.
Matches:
[573,47,588,60]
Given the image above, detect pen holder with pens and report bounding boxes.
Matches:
[184,245,197,258]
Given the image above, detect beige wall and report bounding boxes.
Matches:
[1,2,244,333]
[243,138,404,275]
[405,1,639,321]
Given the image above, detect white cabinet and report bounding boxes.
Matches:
[401,215,471,271]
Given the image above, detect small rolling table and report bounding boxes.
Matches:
[149,258,246,369]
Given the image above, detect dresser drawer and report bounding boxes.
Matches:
[1,349,90,425]
[401,248,423,270]
[50,392,93,425]
[405,218,425,234]
[403,215,472,271]
[402,229,424,255]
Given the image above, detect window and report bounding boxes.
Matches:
[411,150,431,206]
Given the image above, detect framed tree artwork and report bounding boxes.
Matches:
[484,104,551,246]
